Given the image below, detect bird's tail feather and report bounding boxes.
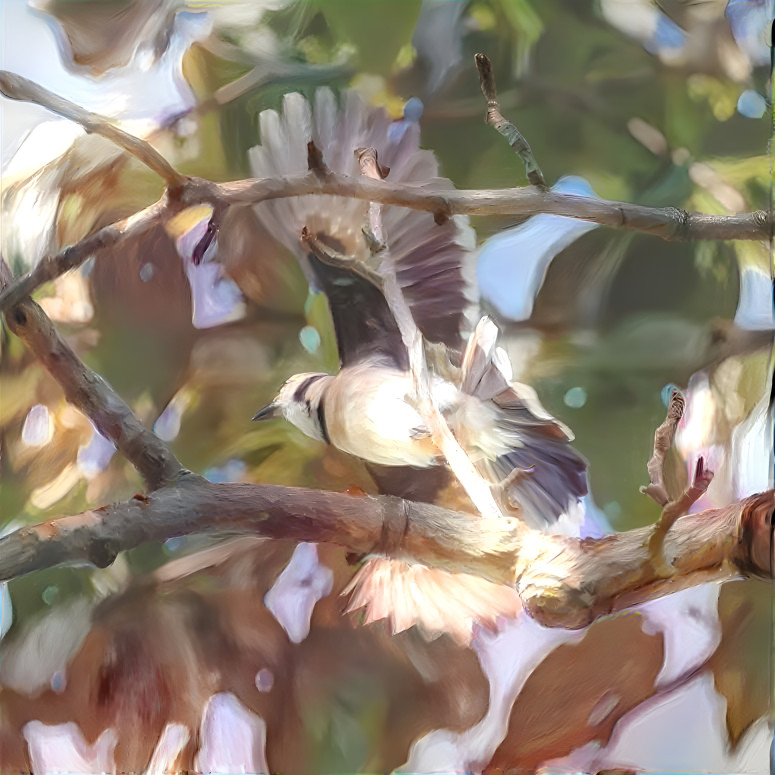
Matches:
[461,317,589,525]
[343,556,521,646]
[480,436,589,527]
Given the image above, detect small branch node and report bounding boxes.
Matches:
[669,207,691,241]
[434,206,451,226]
[355,146,390,180]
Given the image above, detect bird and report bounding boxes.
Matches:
[249,88,588,642]
[253,245,589,529]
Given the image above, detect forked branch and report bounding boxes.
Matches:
[0,70,186,189]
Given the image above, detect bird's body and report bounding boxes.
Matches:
[276,364,506,469]
[259,255,589,528]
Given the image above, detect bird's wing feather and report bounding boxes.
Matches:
[305,248,409,371]
[461,317,589,525]
[249,89,477,355]
[344,556,521,646]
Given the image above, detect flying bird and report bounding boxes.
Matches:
[254,247,588,528]
[249,89,588,641]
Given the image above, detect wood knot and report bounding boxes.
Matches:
[88,538,118,569]
[374,496,409,556]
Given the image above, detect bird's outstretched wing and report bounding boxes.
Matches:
[303,236,408,371]
[249,89,477,354]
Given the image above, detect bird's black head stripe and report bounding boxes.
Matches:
[317,401,331,445]
[293,374,326,403]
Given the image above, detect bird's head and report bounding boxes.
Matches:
[252,372,332,442]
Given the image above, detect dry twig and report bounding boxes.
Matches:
[648,456,715,575]
[475,53,546,187]
[0,70,186,190]
[641,389,686,507]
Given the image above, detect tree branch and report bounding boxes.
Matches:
[0,71,186,190]
[215,173,770,240]
[0,172,767,316]
[0,477,771,632]
[0,259,184,492]
[475,52,546,187]
[0,197,169,312]
[0,68,770,317]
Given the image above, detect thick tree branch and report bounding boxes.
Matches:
[515,489,775,629]
[475,53,546,187]
[0,260,184,491]
[0,478,771,631]
[0,71,186,190]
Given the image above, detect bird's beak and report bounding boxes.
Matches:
[252,402,279,421]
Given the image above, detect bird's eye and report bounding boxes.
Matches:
[304,400,312,416]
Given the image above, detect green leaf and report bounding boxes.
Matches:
[316,0,422,73]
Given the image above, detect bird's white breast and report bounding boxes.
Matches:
[324,365,439,467]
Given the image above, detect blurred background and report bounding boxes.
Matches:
[0,0,773,772]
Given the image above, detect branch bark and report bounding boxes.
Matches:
[0,259,183,492]
[0,477,771,631]
[0,171,768,315]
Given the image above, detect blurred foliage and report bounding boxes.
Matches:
[0,0,772,767]
[1,0,771,608]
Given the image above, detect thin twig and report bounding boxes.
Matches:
[640,389,686,507]
[0,70,186,190]
[354,146,504,520]
[0,173,769,314]
[0,258,184,492]
[648,456,715,575]
[475,53,546,187]
[0,197,169,312]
